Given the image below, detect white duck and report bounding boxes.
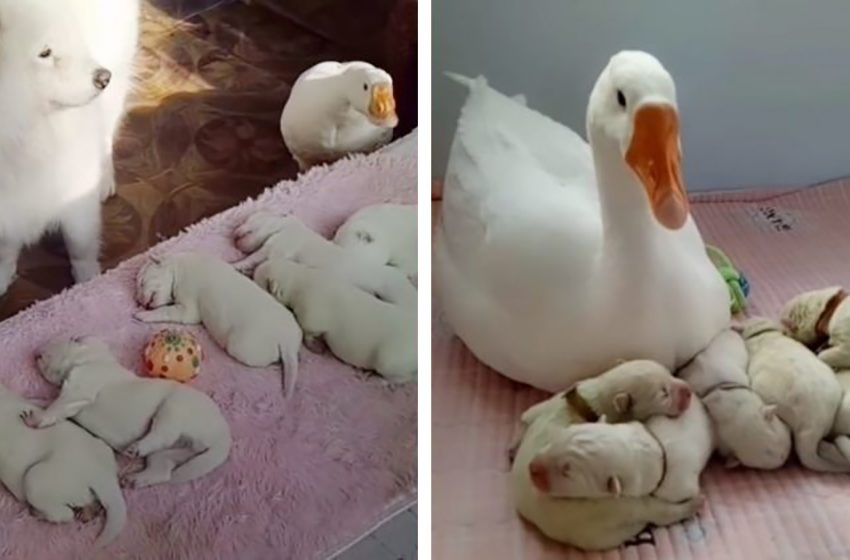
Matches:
[434,51,730,392]
[280,61,398,171]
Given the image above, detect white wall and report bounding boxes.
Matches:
[432,0,850,191]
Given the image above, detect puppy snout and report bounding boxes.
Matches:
[528,459,550,493]
[93,68,112,90]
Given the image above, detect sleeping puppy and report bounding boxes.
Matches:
[254,259,416,384]
[678,328,791,470]
[528,421,663,499]
[0,383,125,546]
[135,252,303,395]
[780,287,850,368]
[232,212,416,307]
[742,317,850,472]
[511,359,690,460]
[332,203,417,283]
[26,337,231,488]
[512,395,702,551]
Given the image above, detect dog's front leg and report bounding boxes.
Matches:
[60,196,101,284]
[0,240,21,296]
[135,304,201,324]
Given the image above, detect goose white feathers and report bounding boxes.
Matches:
[280,61,398,171]
[434,51,730,392]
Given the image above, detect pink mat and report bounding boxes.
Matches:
[0,139,417,560]
[432,177,850,560]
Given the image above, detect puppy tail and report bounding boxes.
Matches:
[90,476,127,547]
[281,344,299,397]
[169,432,232,485]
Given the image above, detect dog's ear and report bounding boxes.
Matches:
[613,392,632,414]
[606,476,622,496]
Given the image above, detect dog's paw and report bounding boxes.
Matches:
[20,409,41,428]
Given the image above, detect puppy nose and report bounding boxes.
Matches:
[677,385,692,409]
[528,459,550,492]
[93,68,112,90]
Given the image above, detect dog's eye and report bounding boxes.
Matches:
[661,387,669,398]
[39,48,52,59]
[363,83,368,91]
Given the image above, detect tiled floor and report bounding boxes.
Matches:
[334,504,418,560]
[0,0,416,319]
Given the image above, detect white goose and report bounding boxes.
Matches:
[434,51,730,392]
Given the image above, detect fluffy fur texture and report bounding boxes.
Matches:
[678,328,791,470]
[0,383,125,546]
[135,252,303,396]
[32,337,231,488]
[233,211,416,307]
[643,398,714,502]
[528,421,663,499]
[780,287,850,369]
[0,142,416,558]
[254,259,416,384]
[0,0,138,295]
[742,317,850,472]
[333,203,418,282]
[511,392,701,551]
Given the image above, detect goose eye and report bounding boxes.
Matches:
[616,89,626,108]
[39,47,52,59]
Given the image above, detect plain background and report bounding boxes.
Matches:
[431,0,850,191]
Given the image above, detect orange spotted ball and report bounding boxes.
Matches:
[143,329,202,383]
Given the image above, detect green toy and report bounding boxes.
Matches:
[705,244,750,314]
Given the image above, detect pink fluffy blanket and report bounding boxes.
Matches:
[0,144,417,560]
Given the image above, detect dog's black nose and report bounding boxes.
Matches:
[93,68,112,90]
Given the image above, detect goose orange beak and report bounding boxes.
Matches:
[625,104,688,230]
[368,84,398,127]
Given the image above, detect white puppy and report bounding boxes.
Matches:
[135,253,303,395]
[254,259,416,384]
[742,317,850,472]
[519,359,691,428]
[333,203,417,282]
[780,286,850,369]
[512,398,702,551]
[26,337,231,488]
[678,328,791,470]
[233,212,416,308]
[0,383,125,546]
[528,421,663,499]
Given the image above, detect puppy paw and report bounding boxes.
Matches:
[20,409,42,429]
[122,444,141,459]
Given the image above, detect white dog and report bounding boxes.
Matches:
[0,383,126,545]
[678,329,791,470]
[27,337,231,488]
[780,287,850,369]
[528,421,663,499]
[135,253,303,395]
[254,259,416,384]
[233,212,416,308]
[333,203,417,283]
[742,317,850,472]
[512,397,702,551]
[0,0,139,295]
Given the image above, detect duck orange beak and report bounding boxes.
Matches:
[625,104,688,230]
[368,84,398,127]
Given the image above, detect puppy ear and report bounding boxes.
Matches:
[613,392,632,414]
[724,455,741,469]
[763,404,778,421]
[606,475,622,496]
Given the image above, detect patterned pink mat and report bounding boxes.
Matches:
[0,136,417,560]
[432,178,850,560]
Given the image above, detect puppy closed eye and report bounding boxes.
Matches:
[560,463,571,477]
